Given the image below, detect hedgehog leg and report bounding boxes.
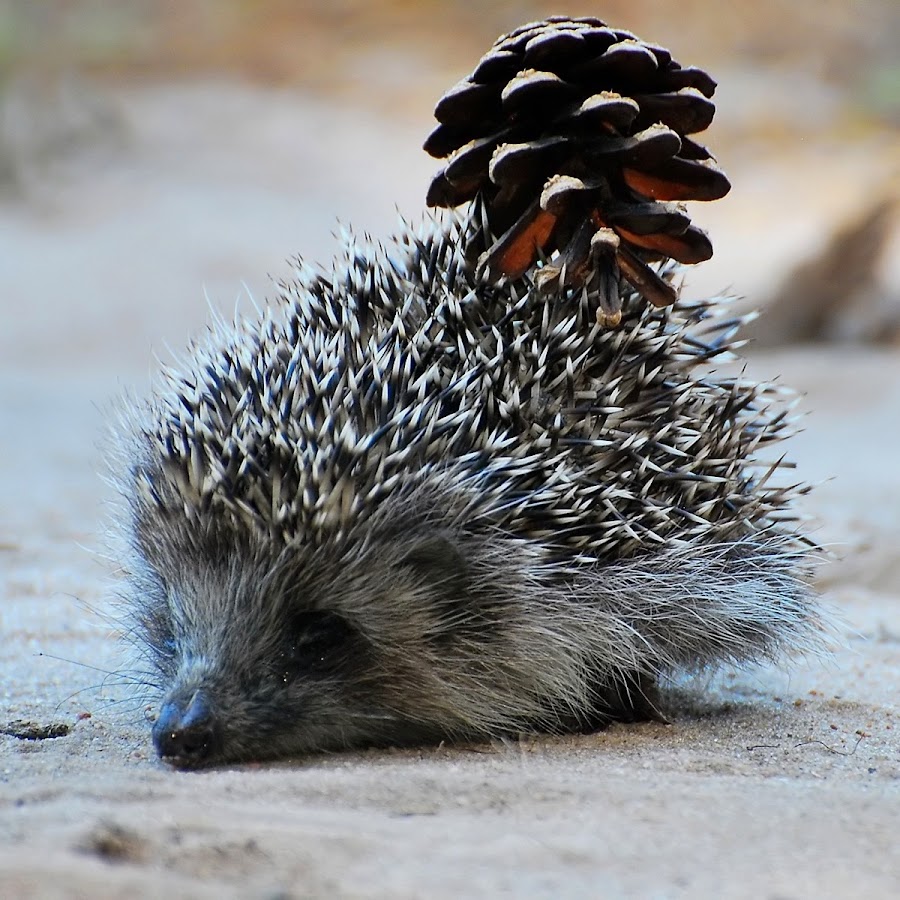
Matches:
[587,671,669,728]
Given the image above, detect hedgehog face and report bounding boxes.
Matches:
[148,597,377,768]
[126,495,520,768]
[150,611,396,767]
[135,549,371,767]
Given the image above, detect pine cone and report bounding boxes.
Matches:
[424,16,731,325]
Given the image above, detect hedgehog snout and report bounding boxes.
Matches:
[152,689,221,768]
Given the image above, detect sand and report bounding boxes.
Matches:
[1,78,898,899]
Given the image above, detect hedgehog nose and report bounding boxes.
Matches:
[152,691,219,767]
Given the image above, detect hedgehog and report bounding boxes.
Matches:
[110,18,822,769]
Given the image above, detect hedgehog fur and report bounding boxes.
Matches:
[111,202,821,769]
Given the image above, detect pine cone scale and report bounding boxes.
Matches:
[489,137,571,189]
[500,70,579,115]
[622,158,730,202]
[615,244,679,308]
[522,29,589,69]
[604,201,691,237]
[614,223,713,265]
[471,49,520,84]
[676,137,714,161]
[566,40,660,88]
[433,79,501,127]
[540,175,604,215]
[477,201,559,281]
[602,125,683,170]
[444,136,502,189]
[656,66,717,98]
[632,89,716,135]
[423,122,471,158]
[560,93,640,133]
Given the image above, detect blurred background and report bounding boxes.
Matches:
[1,0,898,372]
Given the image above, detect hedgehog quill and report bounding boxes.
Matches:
[111,17,822,769]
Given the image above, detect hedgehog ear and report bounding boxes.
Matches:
[397,534,469,597]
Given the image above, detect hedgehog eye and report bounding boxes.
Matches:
[277,611,355,681]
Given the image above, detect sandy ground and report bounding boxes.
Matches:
[1,78,899,899]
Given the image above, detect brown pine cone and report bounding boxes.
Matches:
[424,16,731,325]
